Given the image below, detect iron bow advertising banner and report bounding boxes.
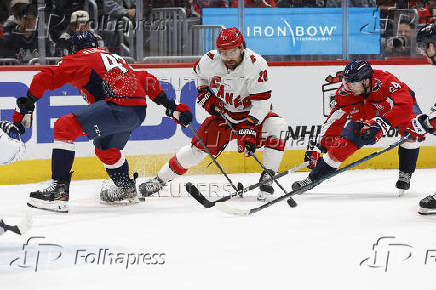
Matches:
[203,8,380,55]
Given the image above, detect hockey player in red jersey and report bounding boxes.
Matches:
[409,23,436,214]
[13,31,192,213]
[293,59,423,195]
[138,27,288,202]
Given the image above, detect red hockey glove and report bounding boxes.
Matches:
[360,116,392,145]
[166,100,192,127]
[197,86,224,116]
[237,121,257,157]
[304,140,325,169]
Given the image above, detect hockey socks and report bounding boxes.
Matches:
[52,148,75,182]
[398,146,419,174]
[309,157,336,181]
[106,160,133,188]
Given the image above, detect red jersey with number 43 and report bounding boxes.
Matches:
[29,48,150,106]
[320,69,417,147]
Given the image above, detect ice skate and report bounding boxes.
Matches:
[100,173,139,205]
[257,169,275,201]
[138,176,166,198]
[396,171,412,196]
[27,172,72,213]
[418,193,436,215]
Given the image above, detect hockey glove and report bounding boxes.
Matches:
[166,99,193,127]
[13,92,38,128]
[237,120,257,157]
[0,121,25,140]
[360,116,392,145]
[405,114,428,142]
[197,86,224,116]
[425,108,436,134]
[304,140,325,169]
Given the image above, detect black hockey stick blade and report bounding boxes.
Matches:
[0,213,32,235]
[186,182,216,208]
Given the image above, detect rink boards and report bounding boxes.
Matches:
[0,60,435,184]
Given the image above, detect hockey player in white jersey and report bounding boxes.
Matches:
[410,23,436,214]
[0,120,25,165]
[138,27,288,201]
[0,120,30,236]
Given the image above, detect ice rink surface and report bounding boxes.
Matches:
[1,169,436,290]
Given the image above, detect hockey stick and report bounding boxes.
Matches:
[0,213,33,236]
[185,161,308,208]
[187,124,244,195]
[215,138,408,216]
[217,112,297,207]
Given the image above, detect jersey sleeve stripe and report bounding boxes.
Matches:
[248,91,271,101]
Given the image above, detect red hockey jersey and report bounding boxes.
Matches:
[29,48,158,107]
[321,69,416,149]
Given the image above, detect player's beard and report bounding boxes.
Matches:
[223,59,238,70]
[223,55,243,70]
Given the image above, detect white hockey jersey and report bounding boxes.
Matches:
[193,48,272,124]
[0,128,25,165]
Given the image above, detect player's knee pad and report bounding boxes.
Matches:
[95,147,124,168]
[328,137,358,163]
[54,114,84,142]
[400,140,421,149]
[175,145,207,169]
[263,147,284,172]
[260,117,287,151]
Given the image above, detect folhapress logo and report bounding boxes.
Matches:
[6,236,167,272]
[245,19,337,47]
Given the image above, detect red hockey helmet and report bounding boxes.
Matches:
[216,27,244,50]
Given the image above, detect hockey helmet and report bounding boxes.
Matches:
[72,30,99,53]
[417,23,436,51]
[216,27,245,50]
[343,60,373,83]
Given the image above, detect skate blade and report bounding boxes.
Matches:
[27,198,69,213]
[397,189,405,197]
[99,196,140,206]
[418,207,436,215]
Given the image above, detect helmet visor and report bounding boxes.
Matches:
[219,47,242,59]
